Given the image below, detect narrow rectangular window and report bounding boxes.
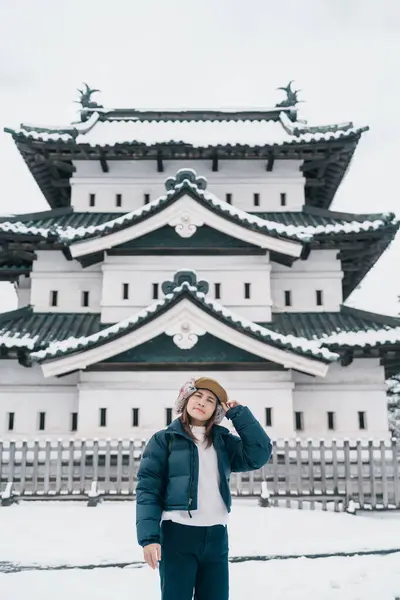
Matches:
[244,282,251,299]
[144,193,150,204]
[50,290,58,307]
[253,193,260,207]
[215,283,221,299]
[265,407,272,427]
[294,411,303,431]
[82,291,90,307]
[116,193,122,207]
[280,193,287,206]
[89,193,96,207]
[132,408,139,427]
[100,408,107,427]
[153,283,159,300]
[166,408,173,426]
[122,283,129,300]
[39,412,46,431]
[327,411,335,430]
[358,411,366,430]
[226,193,232,204]
[71,412,78,432]
[316,290,323,306]
[8,412,15,431]
[284,290,292,307]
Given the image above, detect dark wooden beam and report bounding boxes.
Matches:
[266,156,274,171]
[157,152,164,172]
[305,178,325,187]
[212,155,219,172]
[99,151,109,173]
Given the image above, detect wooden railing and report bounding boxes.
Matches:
[0,439,399,511]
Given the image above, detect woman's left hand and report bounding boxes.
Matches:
[222,400,241,413]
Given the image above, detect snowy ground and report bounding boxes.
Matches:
[1,500,400,599]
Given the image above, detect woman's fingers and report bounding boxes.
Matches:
[144,543,162,569]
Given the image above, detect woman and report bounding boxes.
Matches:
[136,376,272,600]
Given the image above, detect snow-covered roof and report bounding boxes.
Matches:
[0,169,397,246]
[30,279,337,364]
[9,115,366,148]
[320,328,400,347]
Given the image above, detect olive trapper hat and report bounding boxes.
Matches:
[175,377,228,424]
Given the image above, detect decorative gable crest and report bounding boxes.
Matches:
[164,168,208,192]
[161,270,209,295]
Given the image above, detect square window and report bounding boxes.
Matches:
[166,408,173,426]
[244,282,251,299]
[226,193,232,204]
[82,291,90,307]
[50,290,58,307]
[132,408,139,427]
[284,290,292,307]
[7,412,15,431]
[144,193,150,204]
[280,193,287,206]
[265,407,272,427]
[358,411,366,430]
[100,408,107,427]
[327,411,335,430]
[39,412,46,431]
[153,283,159,300]
[316,290,323,306]
[71,412,78,432]
[122,283,129,300]
[116,193,122,207]
[89,193,96,207]
[215,283,221,299]
[254,193,260,207]
[294,411,303,431]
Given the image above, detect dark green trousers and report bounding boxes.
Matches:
[159,520,229,600]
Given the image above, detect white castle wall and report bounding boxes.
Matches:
[27,250,344,321]
[101,254,272,322]
[0,360,389,442]
[70,159,305,213]
[30,251,102,313]
[271,250,343,312]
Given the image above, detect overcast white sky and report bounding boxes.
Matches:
[0,0,399,315]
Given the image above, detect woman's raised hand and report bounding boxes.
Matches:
[143,543,162,569]
[221,400,240,413]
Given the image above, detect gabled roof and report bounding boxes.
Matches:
[4,85,368,210]
[1,294,400,376]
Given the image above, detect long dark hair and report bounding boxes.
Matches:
[179,396,218,449]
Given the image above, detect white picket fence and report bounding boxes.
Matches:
[0,438,399,511]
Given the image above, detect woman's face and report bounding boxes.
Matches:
[186,388,218,424]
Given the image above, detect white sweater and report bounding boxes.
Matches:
[161,425,229,527]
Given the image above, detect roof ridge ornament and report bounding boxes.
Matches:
[76,83,103,121]
[276,81,303,108]
[161,270,209,295]
[164,168,207,192]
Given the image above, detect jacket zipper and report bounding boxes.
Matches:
[188,444,194,518]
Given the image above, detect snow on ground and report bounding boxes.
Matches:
[1,500,400,599]
[0,499,399,567]
[1,554,400,600]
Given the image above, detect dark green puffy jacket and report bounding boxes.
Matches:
[136,405,272,547]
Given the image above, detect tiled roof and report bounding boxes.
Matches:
[1,304,400,360]
[29,282,336,363]
[0,174,397,245]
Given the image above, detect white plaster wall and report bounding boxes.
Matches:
[101,255,272,323]
[71,159,305,213]
[17,275,31,307]
[271,250,343,312]
[0,361,78,440]
[77,370,294,439]
[0,360,390,441]
[293,359,390,441]
[30,251,102,313]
